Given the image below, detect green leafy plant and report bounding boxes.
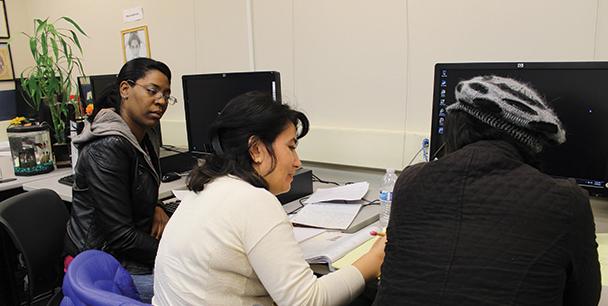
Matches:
[20,17,87,144]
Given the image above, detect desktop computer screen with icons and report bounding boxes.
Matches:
[430,62,608,196]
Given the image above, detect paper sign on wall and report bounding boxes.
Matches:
[123,7,144,23]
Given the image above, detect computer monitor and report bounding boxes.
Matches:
[89,74,118,101]
[430,62,608,196]
[77,76,92,111]
[14,78,36,117]
[182,71,282,153]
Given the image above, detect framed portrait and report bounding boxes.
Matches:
[0,0,8,39]
[0,43,14,81]
[121,25,150,62]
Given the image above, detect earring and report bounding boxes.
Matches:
[122,95,128,99]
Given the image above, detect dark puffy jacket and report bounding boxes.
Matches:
[375,140,600,306]
[65,134,160,274]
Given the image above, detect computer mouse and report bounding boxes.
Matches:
[161,172,181,183]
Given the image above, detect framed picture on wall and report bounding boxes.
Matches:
[0,43,14,81]
[0,0,9,39]
[121,25,150,62]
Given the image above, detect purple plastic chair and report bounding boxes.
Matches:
[60,249,151,306]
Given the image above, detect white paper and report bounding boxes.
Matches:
[304,181,369,204]
[293,227,326,243]
[172,189,190,201]
[292,203,362,230]
[299,223,377,268]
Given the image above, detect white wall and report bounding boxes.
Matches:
[3,0,607,170]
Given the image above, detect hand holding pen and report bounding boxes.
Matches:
[370,229,386,237]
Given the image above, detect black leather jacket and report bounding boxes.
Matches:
[64,111,161,274]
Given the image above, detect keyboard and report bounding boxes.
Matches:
[58,174,75,186]
[162,197,181,215]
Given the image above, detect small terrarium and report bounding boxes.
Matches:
[7,119,54,176]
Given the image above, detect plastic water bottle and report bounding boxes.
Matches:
[379,168,398,229]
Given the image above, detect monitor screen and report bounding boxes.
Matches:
[430,62,608,196]
[182,71,281,153]
[89,74,118,102]
[77,76,92,111]
[14,78,35,117]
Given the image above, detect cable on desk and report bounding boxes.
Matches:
[160,145,185,153]
[429,143,446,161]
[362,198,380,206]
[311,173,340,186]
[287,196,309,215]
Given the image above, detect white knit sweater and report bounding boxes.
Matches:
[153,176,364,306]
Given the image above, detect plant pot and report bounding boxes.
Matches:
[53,143,71,168]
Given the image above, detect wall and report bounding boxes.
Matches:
[3,0,607,170]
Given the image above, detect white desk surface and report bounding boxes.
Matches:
[0,167,72,192]
[19,160,383,202]
[22,173,188,202]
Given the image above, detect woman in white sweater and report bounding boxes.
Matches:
[153,91,385,306]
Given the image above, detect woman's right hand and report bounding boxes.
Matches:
[352,234,387,281]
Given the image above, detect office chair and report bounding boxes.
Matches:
[0,189,69,305]
[60,249,150,306]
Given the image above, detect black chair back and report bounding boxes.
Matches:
[0,189,68,305]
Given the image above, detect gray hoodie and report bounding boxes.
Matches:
[73,108,159,181]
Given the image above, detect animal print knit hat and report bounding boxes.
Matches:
[447,75,566,153]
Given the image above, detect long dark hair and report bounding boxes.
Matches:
[188,91,309,192]
[444,110,538,165]
[89,57,171,121]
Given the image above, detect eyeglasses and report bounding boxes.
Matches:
[128,80,177,105]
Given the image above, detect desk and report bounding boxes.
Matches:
[22,174,188,202]
[283,162,386,213]
[0,167,72,192]
[23,161,384,205]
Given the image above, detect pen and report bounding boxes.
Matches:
[369,230,386,237]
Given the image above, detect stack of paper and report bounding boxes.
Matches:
[299,223,377,271]
[291,182,369,230]
[303,182,370,204]
[293,227,326,243]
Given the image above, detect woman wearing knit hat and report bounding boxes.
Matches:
[374,76,600,305]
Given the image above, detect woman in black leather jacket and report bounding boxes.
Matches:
[64,58,175,302]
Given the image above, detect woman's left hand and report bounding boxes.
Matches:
[151,206,169,239]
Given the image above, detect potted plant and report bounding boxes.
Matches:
[20,17,87,166]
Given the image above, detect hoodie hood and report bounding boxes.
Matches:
[74,108,140,149]
[74,108,159,181]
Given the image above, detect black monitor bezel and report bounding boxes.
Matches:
[181,71,281,154]
[89,74,118,102]
[430,61,608,197]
